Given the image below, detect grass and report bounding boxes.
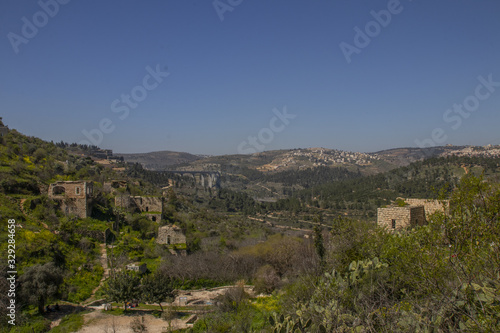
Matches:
[141,257,162,271]
[106,307,130,316]
[65,266,104,303]
[49,311,89,333]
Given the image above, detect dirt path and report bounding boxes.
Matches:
[19,198,28,216]
[82,244,110,305]
[78,311,186,333]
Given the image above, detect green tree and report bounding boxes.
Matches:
[313,226,325,271]
[141,272,176,312]
[19,262,63,313]
[105,270,141,310]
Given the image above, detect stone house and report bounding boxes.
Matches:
[157,225,186,246]
[377,198,450,230]
[377,205,425,230]
[48,181,93,218]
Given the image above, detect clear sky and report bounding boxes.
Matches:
[1,0,499,155]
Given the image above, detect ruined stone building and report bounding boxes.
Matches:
[0,117,9,137]
[48,181,93,218]
[90,148,113,159]
[377,206,426,230]
[115,195,163,222]
[377,198,449,230]
[157,225,186,246]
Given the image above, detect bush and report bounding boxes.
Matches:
[253,264,280,294]
[214,281,248,313]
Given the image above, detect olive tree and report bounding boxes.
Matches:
[19,262,63,313]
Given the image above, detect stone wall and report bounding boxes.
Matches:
[115,195,163,221]
[48,181,93,218]
[157,225,186,245]
[409,206,426,227]
[403,198,450,217]
[115,195,131,209]
[132,196,163,213]
[377,206,425,230]
[143,213,161,222]
[75,228,111,243]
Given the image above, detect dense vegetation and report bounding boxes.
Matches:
[190,175,500,332]
[1,127,500,332]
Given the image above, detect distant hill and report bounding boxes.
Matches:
[116,145,500,176]
[370,146,462,167]
[160,146,485,173]
[116,150,202,170]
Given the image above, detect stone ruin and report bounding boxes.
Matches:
[48,181,93,218]
[157,224,186,246]
[401,198,450,218]
[115,195,163,222]
[377,198,449,230]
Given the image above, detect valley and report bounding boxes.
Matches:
[1,123,500,332]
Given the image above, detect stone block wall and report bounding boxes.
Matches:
[377,206,425,230]
[115,195,131,209]
[157,225,186,245]
[377,207,410,230]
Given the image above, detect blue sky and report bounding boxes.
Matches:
[1,0,499,155]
